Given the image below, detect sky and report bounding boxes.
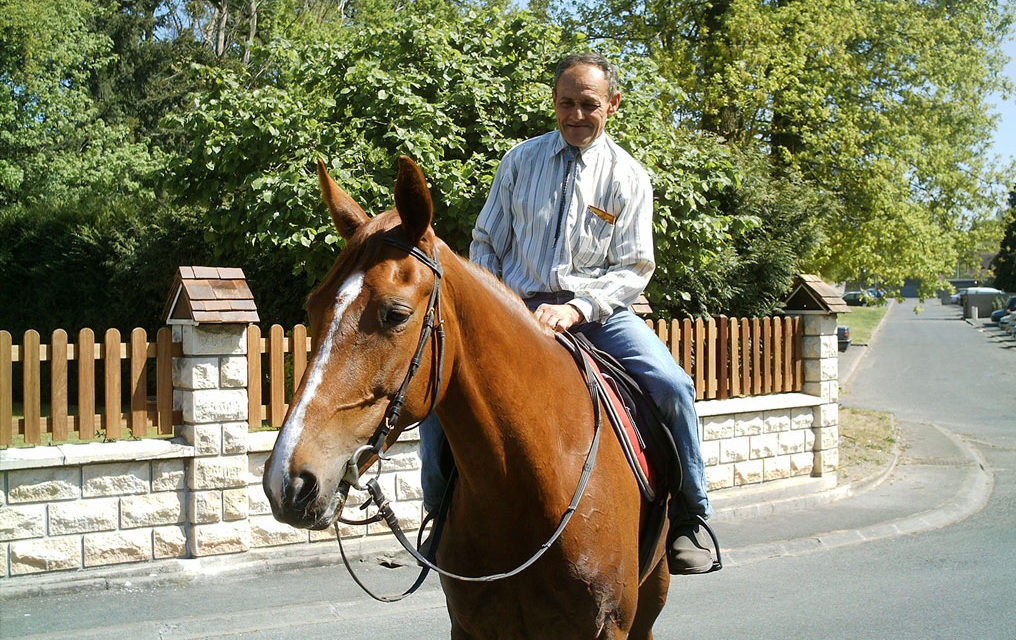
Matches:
[988,31,1016,166]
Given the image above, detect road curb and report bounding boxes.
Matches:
[721,422,994,567]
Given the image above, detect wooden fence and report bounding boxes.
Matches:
[0,329,178,447]
[247,315,803,429]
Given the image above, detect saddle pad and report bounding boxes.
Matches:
[580,351,657,501]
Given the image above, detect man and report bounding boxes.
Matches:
[420,52,716,574]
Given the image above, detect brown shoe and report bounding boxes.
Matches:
[667,521,716,575]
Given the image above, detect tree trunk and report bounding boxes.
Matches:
[243,0,258,66]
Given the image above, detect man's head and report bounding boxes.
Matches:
[552,53,621,149]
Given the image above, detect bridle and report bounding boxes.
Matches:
[336,234,445,495]
[330,232,605,603]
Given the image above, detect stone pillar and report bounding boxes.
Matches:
[172,324,251,557]
[798,313,839,477]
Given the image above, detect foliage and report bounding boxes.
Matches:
[564,0,1016,296]
[991,190,1016,291]
[166,8,822,317]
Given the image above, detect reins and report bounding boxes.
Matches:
[332,236,605,602]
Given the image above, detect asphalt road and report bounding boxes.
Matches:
[2,298,1014,639]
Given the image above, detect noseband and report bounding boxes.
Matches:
[339,234,445,493]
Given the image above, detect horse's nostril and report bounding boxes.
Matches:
[289,472,319,511]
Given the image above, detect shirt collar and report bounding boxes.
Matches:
[553,130,609,165]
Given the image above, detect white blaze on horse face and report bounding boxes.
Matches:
[267,271,364,501]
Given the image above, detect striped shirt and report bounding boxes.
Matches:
[470,130,655,323]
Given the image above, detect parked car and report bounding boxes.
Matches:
[990,296,1016,323]
[842,291,871,306]
[837,325,851,351]
[948,288,967,305]
[1000,311,1016,332]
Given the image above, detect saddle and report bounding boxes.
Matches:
[555,332,680,579]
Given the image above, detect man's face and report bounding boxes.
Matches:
[553,64,620,149]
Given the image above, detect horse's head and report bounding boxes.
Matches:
[264,156,444,529]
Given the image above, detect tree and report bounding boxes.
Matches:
[166,8,821,318]
[991,189,1016,291]
[565,0,1016,297]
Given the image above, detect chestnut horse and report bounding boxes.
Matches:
[263,157,670,639]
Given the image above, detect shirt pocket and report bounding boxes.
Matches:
[572,205,616,269]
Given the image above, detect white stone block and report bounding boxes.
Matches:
[121,492,185,528]
[790,452,815,476]
[819,357,838,382]
[802,314,837,336]
[805,428,816,451]
[220,356,248,388]
[190,456,248,490]
[177,423,221,456]
[191,521,251,556]
[82,462,149,497]
[700,440,720,467]
[180,324,247,357]
[248,485,271,516]
[733,412,764,437]
[803,335,838,359]
[154,525,187,559]
[7,468,80,503]
[749,433,779,459]
[764,456,792,481]
[84,529,152,567]
[381,451,421,472]
[395,474,423,502]
[248,452,270,485]
[368,499,421,535]
[818,403,838,427]
[10,537,81,574]
[152,460,186,492]
[779,430,806,455]
[733,459,763,486]
[816,448,839,474]
[791,407,815,430]
[815,425,838,450]
[719,436,750,463]
[250,515,307,547]
[183,389,247,424]
[190,491,222,524]
[802,380,838,403]
[0,504,46,541]
[49,498,119,534]
[705,464,734,491]
[173,356,219,390]
[222,488,248,521]
[222,422,248,455]
[1,543,6,577]
[702,416,735,441]
[763,411,791,433]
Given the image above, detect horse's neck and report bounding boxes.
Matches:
[436,255,592,508]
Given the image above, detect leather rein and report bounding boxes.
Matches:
[332,234,604,603]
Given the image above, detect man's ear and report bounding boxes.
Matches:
[607,91,621,117]
[394,156,433,245]
[317,158,369,240]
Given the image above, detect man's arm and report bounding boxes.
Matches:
[469,157,515,278]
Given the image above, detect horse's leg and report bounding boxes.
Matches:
[628,558,670,640]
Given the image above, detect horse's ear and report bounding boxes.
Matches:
[317,158,369,240]
[394,156,433,245]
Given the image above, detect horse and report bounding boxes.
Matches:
[263,156,671,639]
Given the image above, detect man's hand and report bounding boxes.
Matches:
[534,303,585,332]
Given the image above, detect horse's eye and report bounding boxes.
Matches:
[380,305,412,329]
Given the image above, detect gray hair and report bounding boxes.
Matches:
[553,53,619,97]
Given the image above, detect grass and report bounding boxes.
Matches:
[838,407,898,483]
[3,401,170,449]
[841,304,889,345]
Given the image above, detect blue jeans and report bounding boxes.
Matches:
[419,308,711,520]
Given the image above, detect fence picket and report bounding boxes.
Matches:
[268,324,285,427]
[293,324,308,393]
[717,316,729,400]
[247,325,263,428]
[51,330,69,442]
[728,317,740,397]
[104,329,122,439]
[157,328,174,434]
[23,331,42,444]
[694,319,705,400]
[781,318,793,392]
[792,317,803,390]
[78,329,96,439]
[1,331,12,446]
[762,318,773,394]
[130,328,148,437]
[772,320,784,392]
[681,319,693,378]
